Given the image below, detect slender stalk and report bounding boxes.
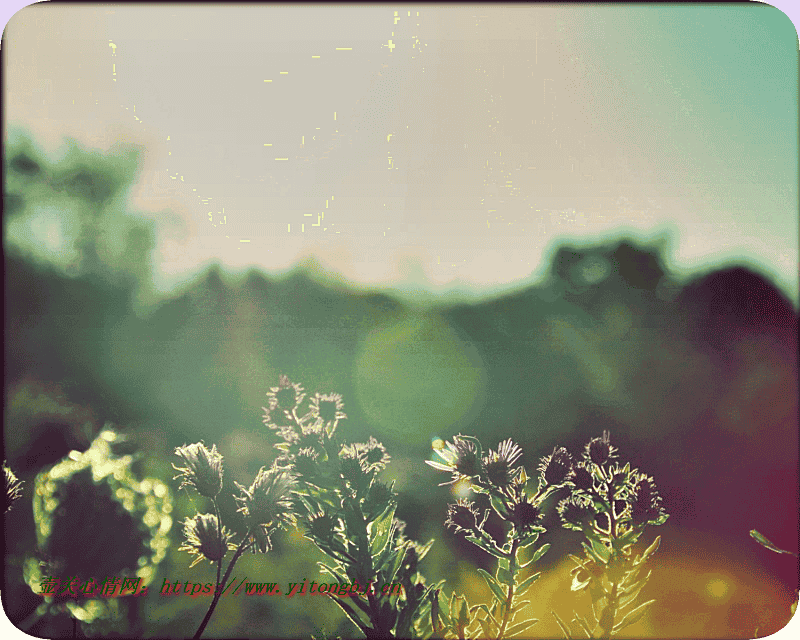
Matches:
[213,499,222,592]
[193,529,253,640]
[497,537,520,639]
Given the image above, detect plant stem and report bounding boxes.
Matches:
[193,529,253,640]
[213,499,222,591]
[497,537,520,639]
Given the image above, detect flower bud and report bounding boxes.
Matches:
[173,442,224,498]
[445,499,479,535]
[234,465,297,529]
[180,513,234,567]
[558,494,596,531]
[510,497,542,533]
[539,447,574,486]
[571,463,594,491]
[584,430,617,466]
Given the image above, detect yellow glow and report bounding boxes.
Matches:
[432,437,445,450]
[451,477,471,499]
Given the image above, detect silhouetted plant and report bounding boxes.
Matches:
[424,436,566,639]
[177,375,444,639]
[24,428,171,636]
[551,431,668,639]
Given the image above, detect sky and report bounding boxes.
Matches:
[3,3,798,306]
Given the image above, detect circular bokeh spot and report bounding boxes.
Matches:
[354,312,485,438]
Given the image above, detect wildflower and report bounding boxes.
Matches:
[509,496,542,533]
[628,473,664,526]
[173,442,224,498]
[558,494,596,532]
[584,430,617,466]
[266,375,306,413]
[359,437,391,473]
[234,464,297,529]
[426,435,483,485]
[309,392,347,435]
[305,510,341,543]
[363,479,394,519]
[445,499,480,535]
[293,447,320,478]
[571,462,594,492]
[338,449,365,487]
[180,513,235,567]
[538,446,574,486]
[3,462,23,514]
[247,523,273,554]
[297,421,325,450]
[483,439,523,489]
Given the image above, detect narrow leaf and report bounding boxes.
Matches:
[612,598,656,632]
[529,542,551,565]
[477,568,507,602]
[552,611,573,640]
[505,619,539,637]
[515,571,541,596]
[573,613,593,638]
[750,530,799,556]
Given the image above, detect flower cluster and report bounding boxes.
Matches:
[426,430,669,639]
[173,437,300,639]
[263,376,442,639]
[549,431,669,639]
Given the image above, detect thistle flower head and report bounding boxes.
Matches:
[509,495,542,533]
[3,462,23,514]
[359,437,391,473]
[482,439,523,489]
[293,447,320,478]
[571,462,594,492]
[445,499,480,535]
[234,464,297,529]
[426,435,483,485]
[628,473,665,526]
[305,510,341,542]
[538,446,574,486]
[584,430,617,467]
[247,523,273,554]
[338,447,366,487]
[309,392,347,436]
[558,494,596,532]
[172,442,224,498]
[266,375,306,413]
[179,513,235,567]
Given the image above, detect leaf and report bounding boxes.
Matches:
[551,611,573,640]
[529,543,551,565]
[515,572,541,596]
[491,493,509,518]
[510,600,531,613]
[466,534,506,560]
[367,503,396,558]
[637,536,661,565]
[519,531,540,549]
[505,618,539,637]
[573,613,593,638]
[750,530,799,556]
[477,568,507,602]
[619,573,651,610]
[612,598,656,632]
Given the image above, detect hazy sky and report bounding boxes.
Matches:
[4,4,798,304]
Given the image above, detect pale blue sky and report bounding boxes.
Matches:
[5,4,798,306]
